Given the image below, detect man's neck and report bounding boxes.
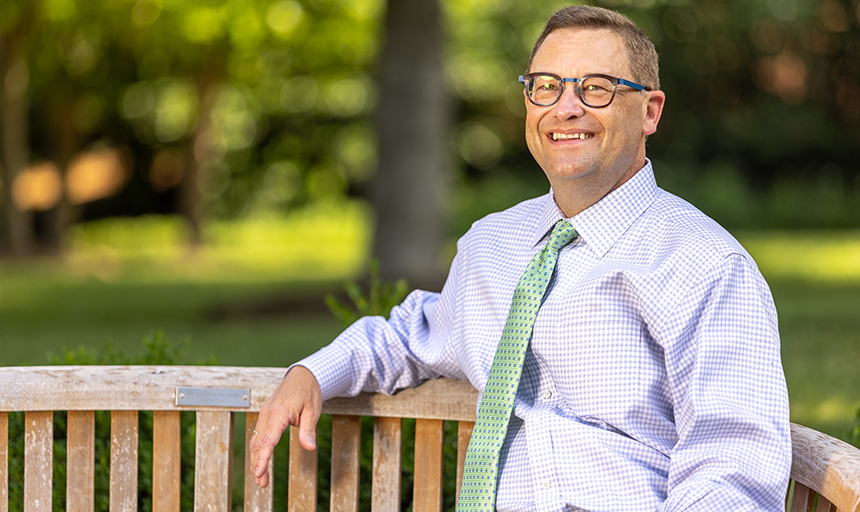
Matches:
[550,156,647,218]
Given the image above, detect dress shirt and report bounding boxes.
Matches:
[298,161,792,512]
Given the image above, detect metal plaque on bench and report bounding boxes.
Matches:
[175,387,250,408]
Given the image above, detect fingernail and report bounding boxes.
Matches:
[304,437,316,449]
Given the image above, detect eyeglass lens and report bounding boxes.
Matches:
[528,75,615,107]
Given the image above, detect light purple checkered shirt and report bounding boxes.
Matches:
[298,161,792,512]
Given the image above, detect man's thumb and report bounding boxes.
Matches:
[298,410,318,451]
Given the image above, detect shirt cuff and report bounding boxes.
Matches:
[288,342,357,401]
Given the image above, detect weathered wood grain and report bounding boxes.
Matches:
[194,411,234,512]
[0,368,479,419]
[288,426,317,512]
[330,415,361,512]
[413,419,444,512]
[67,411,95,512]
[324,378,478,421]
[0,412,7,512]
[791,423,860,512]
[371,417,401,512]
[456,421,474,504]
[0,366,285,412]
[153,411,181,512]
[110,411,138,512]
[24,411,52,512]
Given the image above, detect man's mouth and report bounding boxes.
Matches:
[551,132,594,141]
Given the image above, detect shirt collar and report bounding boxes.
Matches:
[532,160,659,257]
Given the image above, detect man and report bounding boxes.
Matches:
[250,5,792,511]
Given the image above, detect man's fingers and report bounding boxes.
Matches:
[249,436,274,487]
[249,410,286,485]
[249,365,323,487]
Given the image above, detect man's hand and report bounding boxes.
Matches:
[249,365,322,487]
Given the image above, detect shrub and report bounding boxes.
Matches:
[324,259,409,327]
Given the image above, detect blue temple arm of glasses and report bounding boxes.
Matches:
[617,78,648,91]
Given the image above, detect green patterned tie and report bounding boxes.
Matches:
[457,219,577,511]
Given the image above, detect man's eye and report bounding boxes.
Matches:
[539,83,557,91]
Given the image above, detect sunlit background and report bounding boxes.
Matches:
[1,0,859,441]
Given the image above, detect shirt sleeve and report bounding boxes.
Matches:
[295,251,467,402]
[657,253,792,512]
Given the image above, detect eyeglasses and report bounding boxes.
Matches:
[518,73,650,109]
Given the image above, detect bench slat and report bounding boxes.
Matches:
[324,379,478,422]
[413,419,443,512]
[24,411,52,512]
[790,481,817,512]
[110,411,138,512]
[456,421,474,504]
[67,411,95,512]
[243,412,273,512]
[194,411,234,512]
[1,412,7,512]
[816,495,836,512]
[288,426,317,512]
[330,415,361,512]
[153,411,181,512]
[372,417,402,512]
[0,366,286,412]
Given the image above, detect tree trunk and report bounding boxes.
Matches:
[0,31,34,257]
[371,0,450,290]
[43,94,80,253]
[181,75,218,246]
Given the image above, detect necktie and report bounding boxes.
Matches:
[457,219,578,511]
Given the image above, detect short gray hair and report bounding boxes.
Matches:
[527,5,660,91]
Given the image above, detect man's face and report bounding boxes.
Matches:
[524,28,663,214]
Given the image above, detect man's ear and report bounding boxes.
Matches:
[642,90,665,137]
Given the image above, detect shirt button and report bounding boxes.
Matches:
[542,390,552,400]
[542,481,551,489]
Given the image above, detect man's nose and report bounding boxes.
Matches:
[553,85,586,118]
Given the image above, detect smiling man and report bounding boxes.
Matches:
[250,6,791,511]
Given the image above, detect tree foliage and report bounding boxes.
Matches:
[1,0,859,256]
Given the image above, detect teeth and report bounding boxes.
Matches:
[552,132,593,141]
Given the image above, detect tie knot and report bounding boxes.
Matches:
[548,219,577,250]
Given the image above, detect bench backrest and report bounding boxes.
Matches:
[1,366,859,512]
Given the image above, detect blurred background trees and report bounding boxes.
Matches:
[1,0,859,284]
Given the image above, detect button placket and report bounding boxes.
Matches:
[526,413,558,507]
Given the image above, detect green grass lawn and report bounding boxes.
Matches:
[0,203,370,367]
[742,231,860,440]
[1,213,858,443]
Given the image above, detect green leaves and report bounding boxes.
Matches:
[325,259,409,328]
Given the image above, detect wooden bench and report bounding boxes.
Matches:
[1,366,859,511]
